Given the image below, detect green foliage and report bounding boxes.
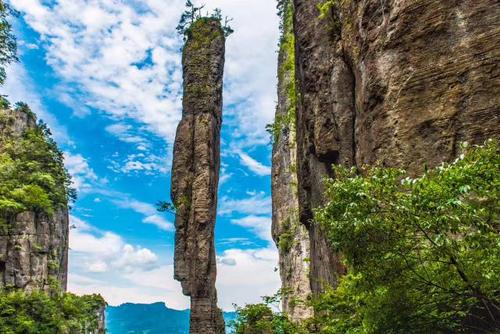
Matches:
[0,289,105,334]
[317,0,342,36]
[313,140,500,333]
[231,293,305,334]
[176,1,233,40]
[0,0,17,85]
[278,218,295,253]
[0,103,75,220]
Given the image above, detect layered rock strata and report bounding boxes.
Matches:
[0,109,69,292]
[171,18,226,334]
[272,0,500,315]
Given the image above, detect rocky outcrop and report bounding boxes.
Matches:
[0,108,69,292]
[272,0,500,313]
[171,18,226,334]
[271,1,312,320]
[0,210,68,291]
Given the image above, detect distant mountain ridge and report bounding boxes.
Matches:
[106,302,237,334]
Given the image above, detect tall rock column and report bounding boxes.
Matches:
[171,18,225,334]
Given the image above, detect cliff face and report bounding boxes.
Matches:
[0,210,68,291]
[273,0,500,312]
[271,1,312,320]
[0,109,69,292]
[171,18,226,334]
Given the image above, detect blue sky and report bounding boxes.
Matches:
[4,0,280,310]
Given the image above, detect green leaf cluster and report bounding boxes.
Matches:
[231,292,306,334]
[0,0,17,85]
[0,289,105,334]
[312,140,500,333]
[0,104,75,221]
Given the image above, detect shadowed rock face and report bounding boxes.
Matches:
[171,18,225,334]
[0,109,69,292]
[285,0,500,306]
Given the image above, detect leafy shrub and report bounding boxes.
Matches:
[231,293,305,334]
[0,289,105,334]
[0,104,75,221]
[313,140,500,333]
[176,0,233,40]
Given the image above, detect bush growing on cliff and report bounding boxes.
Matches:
[0,103,75,222]
[0,289,105,333]
[176,0,233,40]
[313,140,500,333]
[231,293,305,334]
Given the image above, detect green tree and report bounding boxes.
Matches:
[0,103,75,224]
[313,140,500,333]
[231,293,305,334]
[0,289,105,333]
[0,0,17,85]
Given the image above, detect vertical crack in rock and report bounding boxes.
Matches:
[171,18,226,334]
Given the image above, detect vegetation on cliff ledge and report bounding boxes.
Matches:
[233,141,500,333]
[176,0,233,40]
[0,289,105,333]
[0,101,75,221]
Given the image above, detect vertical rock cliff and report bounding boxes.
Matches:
[272,0,312,320]
[272,0,500,316]
[171,18,226,334]
[0,107,69,292]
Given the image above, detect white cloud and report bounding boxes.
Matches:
[68,268,190,309]
[105,123,149,147]
[217,247,280,310]
[69,215,159,273]
[237,151,271,176]
[1,62,71,144]
[219,191,271,216]
[11,0,185,142]
[113,198,174,231]
[11,0,280,150]
[69,218,279,310]
[64,152,98,192]
[231,215,272,242]
[108,151,170,176]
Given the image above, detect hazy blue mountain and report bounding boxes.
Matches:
[106,302,237,334]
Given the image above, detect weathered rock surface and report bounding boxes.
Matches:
[272,1,312,320]
[0,210,69,291]
[0,109,69,292]
[171,18,226,334]
[274,0,500,312]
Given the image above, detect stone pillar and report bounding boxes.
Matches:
[171,18,226,334]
